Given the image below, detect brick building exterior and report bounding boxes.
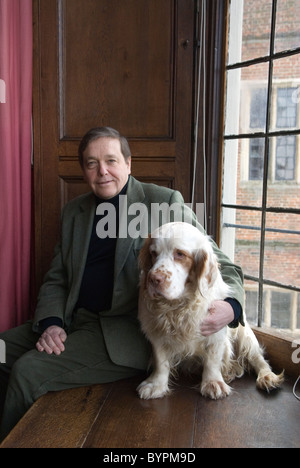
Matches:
[224,0,300,332]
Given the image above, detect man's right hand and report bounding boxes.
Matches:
[36,325,67,355]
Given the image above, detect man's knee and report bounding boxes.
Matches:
[9,350,49,398]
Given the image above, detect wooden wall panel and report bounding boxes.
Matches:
[60,0,175,139]
[33,0,195,284]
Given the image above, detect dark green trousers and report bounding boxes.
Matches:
[0,309,143,441]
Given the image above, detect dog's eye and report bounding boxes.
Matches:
[174,250,186,260]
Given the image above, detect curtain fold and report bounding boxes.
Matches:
[0,0,32,331]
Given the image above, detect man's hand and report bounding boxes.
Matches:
[200,300,234,337]
[36,325,67,355]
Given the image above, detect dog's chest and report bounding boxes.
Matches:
[145,298,208,346]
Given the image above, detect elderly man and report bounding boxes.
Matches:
[0,127,244,440]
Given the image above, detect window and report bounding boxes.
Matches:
[249,138,265,179]
[276,135,296,180]
[221,0,300,337]
[250,89,268,129]
[248,87,298,181]
[276,88,297,128]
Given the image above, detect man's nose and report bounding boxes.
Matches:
[98,163,108,176]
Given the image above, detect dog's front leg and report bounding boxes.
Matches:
[137,343,170,399]
[200,336,232,400]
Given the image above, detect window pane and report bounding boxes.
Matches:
[225,63,269,135]
[227,0,272,65]
[240,64,269,134]
[271,56,300,132]
[249,138,265,180]
[262,286,291,330]
[224,68,242,135]
[221,207,261,278]
[275,135,296,180]
[264,212,300,289]
[275,0,300,53]
[263,286,300,336]
[250,89,268,128]
[267,136,300,206]
[271,290,291,328]
[223,139,264,206]
[244,280,259,326]
[276,88,298,128]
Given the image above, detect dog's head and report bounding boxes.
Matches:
[139,222,220,300]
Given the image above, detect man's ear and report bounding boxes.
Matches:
[127,156,132,174]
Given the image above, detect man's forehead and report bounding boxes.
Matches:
[85,137,121,151]
[84,138,122,157]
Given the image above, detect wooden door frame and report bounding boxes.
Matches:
[191,0,227,242]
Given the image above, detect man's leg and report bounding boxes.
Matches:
[0,322,40,420]
[0,310,143,441]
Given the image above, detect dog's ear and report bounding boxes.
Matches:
[194,249,219,296]
[138,234,153,273]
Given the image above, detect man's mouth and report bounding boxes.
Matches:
[97,180,113,185]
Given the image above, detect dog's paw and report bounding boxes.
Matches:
[256,369,284,392]
[200,380,232,400]
[137,380,169,399]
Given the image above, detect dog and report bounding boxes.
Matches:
[137,222,284,400]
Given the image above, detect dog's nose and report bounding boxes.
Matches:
[148,270,166,286]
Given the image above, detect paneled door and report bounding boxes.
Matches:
[33,0,196,285]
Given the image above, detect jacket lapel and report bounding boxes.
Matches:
[69,179,146,309]
[71,193,95,294]
[114,177,145,282]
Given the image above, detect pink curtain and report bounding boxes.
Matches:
[0,0,32,331]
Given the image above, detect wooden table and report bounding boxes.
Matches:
[1,373,299,448]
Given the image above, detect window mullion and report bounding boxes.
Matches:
[258,0,278,327]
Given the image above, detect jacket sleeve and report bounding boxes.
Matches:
[169,190,245,326]
[32,207,70,333]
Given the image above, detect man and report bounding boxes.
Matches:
[0,127,244,440]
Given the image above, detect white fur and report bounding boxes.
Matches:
[137,222,284,400]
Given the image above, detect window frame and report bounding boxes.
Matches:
[221,0,300,332]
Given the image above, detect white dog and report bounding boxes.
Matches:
[137,222,284,400]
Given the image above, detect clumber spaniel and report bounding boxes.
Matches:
[137,222,284,400]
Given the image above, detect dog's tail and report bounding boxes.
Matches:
[230,323,284,392]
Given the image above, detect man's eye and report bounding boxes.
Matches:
[86,161,97,169]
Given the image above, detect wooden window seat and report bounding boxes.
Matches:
[0,369,299,448]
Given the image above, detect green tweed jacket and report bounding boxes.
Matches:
[33,176,244,370]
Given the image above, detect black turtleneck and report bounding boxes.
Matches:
[38,180,129,331]
[76,179,129,313]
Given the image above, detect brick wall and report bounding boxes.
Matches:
[232,0,300,290]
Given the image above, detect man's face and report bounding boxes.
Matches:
[82,137,131,199]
